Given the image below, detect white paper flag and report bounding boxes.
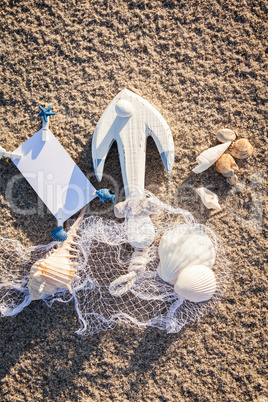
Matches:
[12,129,96,223]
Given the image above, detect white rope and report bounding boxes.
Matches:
[109,271,137,296]
[109,248,150,296]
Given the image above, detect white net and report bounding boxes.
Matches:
[0,190,229,335]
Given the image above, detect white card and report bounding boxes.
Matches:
[11,129,96,223]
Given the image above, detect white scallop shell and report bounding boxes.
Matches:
[193,141,231,173]
[115,99,133,117]
[174,264,216,302]
[157,225,216,285]
[196,187,221,211]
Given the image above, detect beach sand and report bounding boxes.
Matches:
[0,1,267,401]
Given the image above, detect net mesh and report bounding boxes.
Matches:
[0,190,229,335]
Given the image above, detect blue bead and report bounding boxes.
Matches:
[51,226,68,242]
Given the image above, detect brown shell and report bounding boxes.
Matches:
[230,139,253,159]
[215,154,238,174]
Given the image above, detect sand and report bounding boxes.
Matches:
[0,0,267,401]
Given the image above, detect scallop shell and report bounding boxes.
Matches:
[196,187,221,211]
[217,129,236,143]
[27,208,85,300]
[157,225,216,285]
[174,265,216,302]
[115,99,133,117]
[215,154,238,175]
[193,141,231,173]
[230,139,253,159]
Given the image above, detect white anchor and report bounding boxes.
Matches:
[92,88,174,248]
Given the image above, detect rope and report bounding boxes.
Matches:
[109,248,150,296]
[109,271,137,296]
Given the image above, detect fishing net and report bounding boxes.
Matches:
[0,190,230,334]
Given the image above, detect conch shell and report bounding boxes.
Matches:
[193,141,231,173]
[230,139,253,159]
[196,187,221,211]
[174,264,216,302]
[27,208,85,300]
[215,154,238,176]
[157,225,216,285]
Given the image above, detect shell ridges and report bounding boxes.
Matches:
[157,225,216,285]
[174,265,216,302]
[27,208,85,300]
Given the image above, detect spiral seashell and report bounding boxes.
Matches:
[27,208,85,300]
[215,154,238,175]
[157,225,216,285]
[230,139,253,159]
[192,142,231,173]
[217,129,236,143]
[174,264,216,302]
[196,187,221,211]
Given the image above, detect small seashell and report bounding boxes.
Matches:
[230,139,253,159]
[227,174,239,185]
[217,129,236,143]
[215,154,238,175]
[196,187,221,211]
[157,225,216,285]
[115,99,133,117]
[193,142,231,173]
[222,170,235,178]
[174,264,216,303]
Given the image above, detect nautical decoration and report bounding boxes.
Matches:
[174,265,216,302]
[216,128,236,143]
[38,105,55,141]
[157,224,216,285]
[0,189,229,334]
[192,141,231,173]
[230,139,253,159]
[196,187,221,211]
[215,154,238,175]
[92,88,174,248]
[5,105,114,242]
[27,207,85,300]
